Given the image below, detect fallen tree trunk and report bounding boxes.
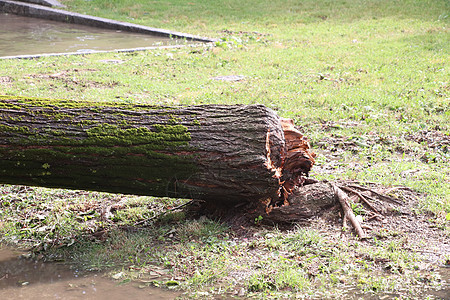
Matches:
[0,96,315,205]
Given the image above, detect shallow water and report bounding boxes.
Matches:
[0,13,188,57]
[0,247,179,300]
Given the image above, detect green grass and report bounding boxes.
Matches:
[0,0,449,298]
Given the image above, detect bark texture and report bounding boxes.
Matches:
[264,182,337,223]
[0,96,315,204]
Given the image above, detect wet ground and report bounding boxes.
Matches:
[0,247,180,300]
[0,13,189,57]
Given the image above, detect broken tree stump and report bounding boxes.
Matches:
[0,96,315,205]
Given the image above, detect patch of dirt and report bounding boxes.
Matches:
[0,76,13,87]
[326,183,448,260]
[24,69,120,89]
[187,179,449,298]
[405,129,450,163]
[200,180,449,264]
[406,130,450,147]
[206,181,448,297]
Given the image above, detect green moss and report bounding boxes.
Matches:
[1,115,24,122]
[0,124,33,135]
[79,120,97,126]
[85,123,191,147]
[168,115,182,124]
[0,95,200,197]
[1,95,171,111]
[1,96,193,149]
[48,129,65,136]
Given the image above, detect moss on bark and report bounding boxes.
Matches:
[0,96,286,203]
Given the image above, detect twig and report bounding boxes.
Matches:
[20,238,41,244]
[406,248,444,256]
[331,183,367,239]
[365,214,382,222]
[361,224,373,230]
[345,180,379,186]
[134,200,197,226]
[347,184,403,205]
[339,185,381,215]
[384,186,416,194]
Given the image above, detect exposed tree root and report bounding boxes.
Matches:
[347,184,403,205]
[250,180,414,239]
[338,185,381,215]
[331,183,367,239]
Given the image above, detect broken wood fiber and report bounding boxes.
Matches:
[0,96,315,205]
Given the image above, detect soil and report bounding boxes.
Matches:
[210,181,449,260]
[200,180,450,298]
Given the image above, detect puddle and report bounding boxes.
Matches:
[432,266,450,299]
[0,13,190,57]
[0,247,180,300]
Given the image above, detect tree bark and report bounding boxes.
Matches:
[0,96,315,205]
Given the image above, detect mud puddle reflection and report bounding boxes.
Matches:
[0,247,179,299]
[0,13,190,57]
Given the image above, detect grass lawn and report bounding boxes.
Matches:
[0,0,449,298]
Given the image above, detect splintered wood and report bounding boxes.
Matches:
[263,118,370,238]
[279,118,316,191]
